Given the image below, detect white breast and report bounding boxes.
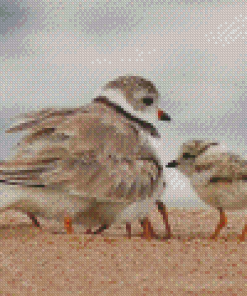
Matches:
[140,130,165,198]
[140,130,163,164]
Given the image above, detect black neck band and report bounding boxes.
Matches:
[94,96,160,138]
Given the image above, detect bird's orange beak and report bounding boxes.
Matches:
[158,109,171,121]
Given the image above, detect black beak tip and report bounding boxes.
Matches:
[166,160,178,168]
[160,113,171,121]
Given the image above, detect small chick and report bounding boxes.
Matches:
[167,140,247,241]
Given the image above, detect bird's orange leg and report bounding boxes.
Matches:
[126,222,132,239]
[64,217,74,234]
[210,207,227,239]
[238,224,247,242]
[156,201,172,239]
[141,217,157,241]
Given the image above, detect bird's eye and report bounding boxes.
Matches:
[142,98,154,106]
[183,153,196,159]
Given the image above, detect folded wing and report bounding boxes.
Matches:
[0,105,160,203]
[197,153,247,183]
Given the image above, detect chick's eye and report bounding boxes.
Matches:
[183,153,196,159]
[142,97,154,106]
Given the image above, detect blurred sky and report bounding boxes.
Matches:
[0,0,246,208]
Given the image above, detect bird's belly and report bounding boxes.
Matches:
[195,182,247,211]
[1,185,91,221]
[76,202,129,228]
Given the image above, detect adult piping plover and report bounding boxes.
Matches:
[0,75,172,239]
[166,140,247,241]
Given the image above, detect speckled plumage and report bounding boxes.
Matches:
[167,140,247,240]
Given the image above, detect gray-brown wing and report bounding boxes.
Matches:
[5,107,79,134]
[0,106,160,203]
[197,153,247,183]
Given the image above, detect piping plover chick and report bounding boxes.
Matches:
[0,75,172,239]
[166,140,247,241]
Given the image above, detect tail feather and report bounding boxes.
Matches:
[5,108,78,133]
[0,160,49,187]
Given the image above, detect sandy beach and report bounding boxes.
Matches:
[0,208,246,295]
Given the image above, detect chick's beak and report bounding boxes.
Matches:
[158,109,171,121]
[166,160,179,168]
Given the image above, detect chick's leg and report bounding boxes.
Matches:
[64,217,73,234]
[210,207,227,239]
[238,224,247,242]
[140,217,158,241]
[156,201,172,239]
